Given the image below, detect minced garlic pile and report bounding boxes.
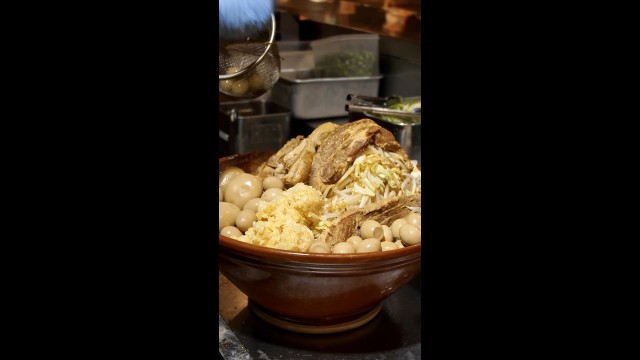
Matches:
[238,183,325,252]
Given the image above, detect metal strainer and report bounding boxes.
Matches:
[219,14,280,98]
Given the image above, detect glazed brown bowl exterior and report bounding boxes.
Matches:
[219,153,422,326]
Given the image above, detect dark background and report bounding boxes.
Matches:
[5,0,623,358]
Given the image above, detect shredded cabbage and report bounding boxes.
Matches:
[321,145,421,224]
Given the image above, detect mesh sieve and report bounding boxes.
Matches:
[219,14,280,98]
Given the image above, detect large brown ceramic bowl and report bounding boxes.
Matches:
[219,153,422,334]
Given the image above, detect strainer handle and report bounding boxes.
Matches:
[219,13,277,80]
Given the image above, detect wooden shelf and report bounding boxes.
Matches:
[276,0,421,45]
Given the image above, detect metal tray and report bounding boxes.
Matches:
[270,69,382,120]
[218,100,292,155]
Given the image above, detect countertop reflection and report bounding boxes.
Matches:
[219,271,421,359]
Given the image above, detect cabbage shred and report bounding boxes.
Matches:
[316,145,421,231]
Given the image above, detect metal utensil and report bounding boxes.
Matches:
[219,14,280,99]
[345,94,421,124]
[346,104,420,116]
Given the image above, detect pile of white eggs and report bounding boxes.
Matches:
[219,67,265,97]
[219,166,422,254]
[219,166,284,237]
[308,212,422,254]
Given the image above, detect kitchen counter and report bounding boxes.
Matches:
[219,272,422,359]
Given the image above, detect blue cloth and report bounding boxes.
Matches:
[219,0,274,40]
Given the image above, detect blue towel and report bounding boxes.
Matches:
[219,0,274,40]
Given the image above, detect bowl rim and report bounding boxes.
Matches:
[219,234,421,264]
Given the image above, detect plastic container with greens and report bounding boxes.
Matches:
[310,34,379,78]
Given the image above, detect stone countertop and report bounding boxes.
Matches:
[219,271,422,359]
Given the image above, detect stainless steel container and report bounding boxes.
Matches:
[346,96,421,164]
[270,70,382,119]
[349,115,421,165]
[271,43,382,120]
[219,100,291,155]
[375,119,421,165]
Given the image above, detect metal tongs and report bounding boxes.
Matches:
[345,94,421,121]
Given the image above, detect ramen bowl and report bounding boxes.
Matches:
[219,153,422,334]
